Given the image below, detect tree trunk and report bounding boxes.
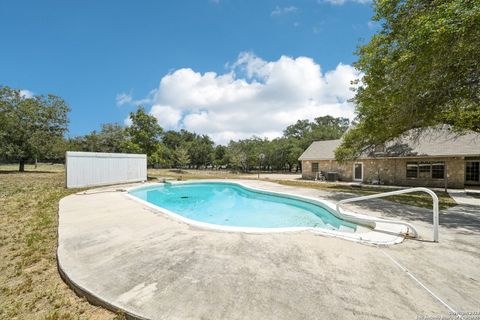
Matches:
[19,159,25,172]
[35,157,38,169]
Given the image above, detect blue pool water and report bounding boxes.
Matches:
[129,182,357,232]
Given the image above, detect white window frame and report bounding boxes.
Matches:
[353,162,364,182]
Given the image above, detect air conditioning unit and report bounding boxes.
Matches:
[326,172,338,182]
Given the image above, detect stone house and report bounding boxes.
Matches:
[299,130,480,189]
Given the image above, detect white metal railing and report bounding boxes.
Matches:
[336,187,439,242]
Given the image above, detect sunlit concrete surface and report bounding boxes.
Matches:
[448,189,480,206]
[58,180,480,320]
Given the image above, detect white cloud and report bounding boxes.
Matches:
[271,6,297,16]
[230,52,270,79]
[323,0,345,4]
[124,117,133,127]
[116,89,157,107]
[150,105,182,128]
[131,52,361,145]
[116,92,133,106]
[20,89,34,99]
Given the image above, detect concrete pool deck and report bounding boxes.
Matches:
[58,180,480,320]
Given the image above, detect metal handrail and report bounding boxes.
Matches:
[336,187,439,242]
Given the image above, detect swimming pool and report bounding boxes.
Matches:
[129,182,358,232]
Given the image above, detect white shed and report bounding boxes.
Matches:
[65,151,147,188]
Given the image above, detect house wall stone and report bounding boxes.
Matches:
[302,157,466,188]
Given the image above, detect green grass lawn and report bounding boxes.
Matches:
[147,168,255,180]
[0,164,120,320]
[273,180,457,210]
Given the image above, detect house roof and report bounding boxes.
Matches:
[298,139,342,160]
[298,130,480,161]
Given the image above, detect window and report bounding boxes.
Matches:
[406,162,418,178]
[406,161,445,179]
[419,162,432,178]
[419,163,431,173]
[432,163,445,179]
[466,161,480,182]
[312,162,319,173]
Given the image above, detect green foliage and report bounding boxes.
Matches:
[150,143,172,167]
[174,146,190,167]
[45,137,69,161]
[213,145,227,167]
[185,135,214,168]
[68,123,128,153]
[225,138,261,172]
[217,116,350,172]
[98,123,128,153]
[337,0,480,160]
[0,86,70,171]
[284,116,350,150]
[161,130,214,168]
[162,129,195,150]
[286,139,304,171]
[126,106,163,157]
[226,146,248,172]
[120,140,143,154]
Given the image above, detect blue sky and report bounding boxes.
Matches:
[0,0,377,143]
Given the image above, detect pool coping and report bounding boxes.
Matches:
[125,180,407,246]
[56,179,417,319]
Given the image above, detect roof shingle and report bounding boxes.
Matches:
[298,130,480,160]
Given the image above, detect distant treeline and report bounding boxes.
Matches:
[0,86,349,172]
[65,108,349,172]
